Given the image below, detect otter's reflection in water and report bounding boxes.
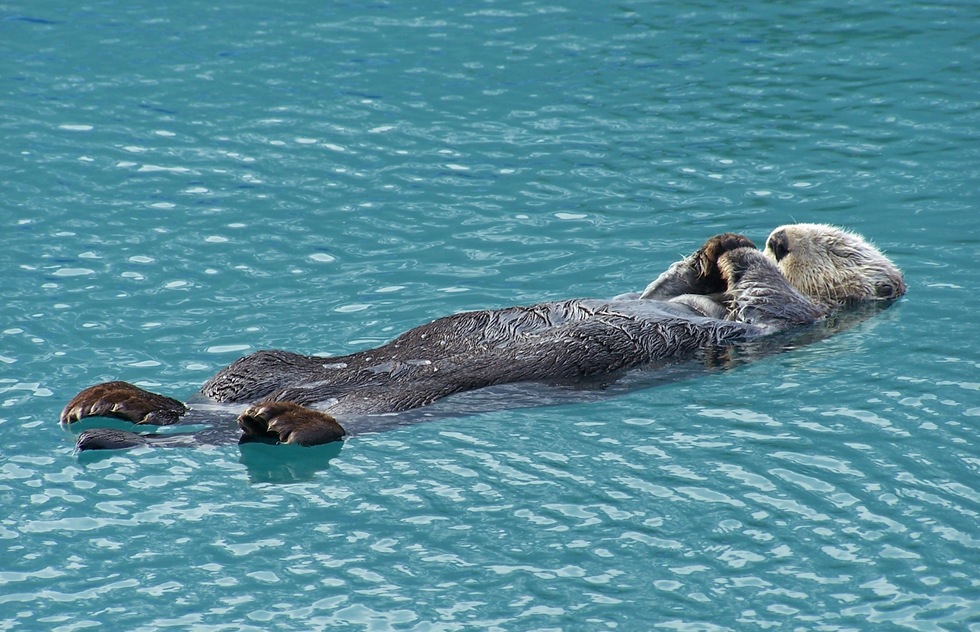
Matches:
[238,440,345,484]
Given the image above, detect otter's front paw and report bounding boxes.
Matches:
[695,233,757,291]
[60,381,187,425]
[238,402,346,447]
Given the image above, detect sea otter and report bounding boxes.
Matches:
[60,224,905,451]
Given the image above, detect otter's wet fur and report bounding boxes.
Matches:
[60,226,905,451]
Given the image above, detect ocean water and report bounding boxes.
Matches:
[2,0,978,630]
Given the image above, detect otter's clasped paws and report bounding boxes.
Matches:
[695,233,758,291]
[640,233,758,300]
[238,401,346,447]
[60,381,188,425]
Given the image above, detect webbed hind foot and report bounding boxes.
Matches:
[77,428,152,451]
[60,381,187,425]
[238,401,346,447]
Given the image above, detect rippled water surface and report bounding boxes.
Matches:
[2,1,978,630]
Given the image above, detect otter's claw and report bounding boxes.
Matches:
[60,381,187,425]
[238,401,346,447]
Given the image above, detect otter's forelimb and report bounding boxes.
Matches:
[640,233,757,300]
[717,248,826,330]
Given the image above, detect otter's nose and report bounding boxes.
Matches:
[766,230,790,262]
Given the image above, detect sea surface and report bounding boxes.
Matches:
[2,1,978,630]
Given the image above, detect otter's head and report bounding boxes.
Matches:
[764,223,906,307]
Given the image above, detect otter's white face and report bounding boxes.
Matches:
[764,223,906,307]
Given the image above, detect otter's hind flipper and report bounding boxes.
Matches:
[77,428,152,451]
[238,402,346,447]
[61,381,187,426]
[76,427,209,451]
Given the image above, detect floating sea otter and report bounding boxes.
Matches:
[60,224,905,451]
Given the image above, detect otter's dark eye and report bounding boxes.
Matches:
[767,230,790,262]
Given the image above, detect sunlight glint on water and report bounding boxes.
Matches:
[1,1,978,630]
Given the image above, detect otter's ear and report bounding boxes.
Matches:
[766,230,790,262]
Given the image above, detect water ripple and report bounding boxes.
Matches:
[2,0,978,629]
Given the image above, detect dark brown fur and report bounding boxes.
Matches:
[61,229,903,450]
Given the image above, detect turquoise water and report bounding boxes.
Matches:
[2,0,978,629]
